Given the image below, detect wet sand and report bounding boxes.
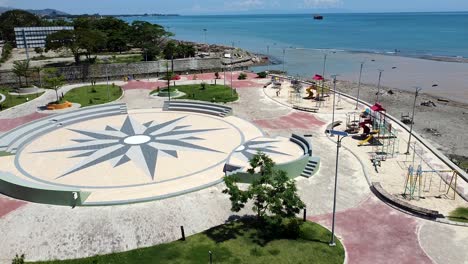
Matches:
[335,80,468,161]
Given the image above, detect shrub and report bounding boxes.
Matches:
[238,73,247,80]
[257,71,267,78]
[0,42,13,63]
[200,82,207,90]
[12,254,25,264]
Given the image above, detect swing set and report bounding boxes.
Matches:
[403,164,459,200]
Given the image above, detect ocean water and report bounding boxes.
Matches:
[122,13,468,58]
[121,13,468,102]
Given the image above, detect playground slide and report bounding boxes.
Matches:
[358,135,373,146]
[303,87,315,99]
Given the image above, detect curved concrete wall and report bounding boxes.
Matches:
[0,171,90,206]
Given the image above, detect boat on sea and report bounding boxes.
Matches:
[313,15,323,20]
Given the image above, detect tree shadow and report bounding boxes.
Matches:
[204,214,252,243]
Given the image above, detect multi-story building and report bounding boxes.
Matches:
[14,26,74,48]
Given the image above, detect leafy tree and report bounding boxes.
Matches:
[223,152,305,221]
[46,29,106,63]
[163,41,177,60]
[0,10,41,42]
[77,29,107,62]
[42,68,65,102]
[130,21,173,49]
[45,30,80,63]
[34,47,44,55]
[12,60,31,87]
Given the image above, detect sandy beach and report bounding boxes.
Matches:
[335,79,468,165]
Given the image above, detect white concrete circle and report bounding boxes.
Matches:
[124,135,151,145]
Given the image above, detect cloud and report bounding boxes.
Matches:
[0,0,10,6]
[303,0,343,8]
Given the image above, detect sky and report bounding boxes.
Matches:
[1,0,468,15]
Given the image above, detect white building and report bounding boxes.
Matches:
[14,26,74,49]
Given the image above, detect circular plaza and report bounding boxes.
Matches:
[0,103,309,205]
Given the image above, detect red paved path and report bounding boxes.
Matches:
[122,80,168,90]
[0,112,49,132]
[309,197,432,264]
[253,111,326,130]
[0,196,26,218]
[185,72,258,81]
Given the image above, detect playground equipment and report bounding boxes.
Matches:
[357,103,399,159]
[288,78,303,104]
[345,112,361,134]
[303,83,317,100]
[403,164,458,200]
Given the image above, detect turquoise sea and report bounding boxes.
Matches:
[122,13,468,101]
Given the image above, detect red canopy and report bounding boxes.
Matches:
[313,74,324,81]
[371,103,386,112]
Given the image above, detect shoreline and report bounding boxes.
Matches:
[333,79,468,166]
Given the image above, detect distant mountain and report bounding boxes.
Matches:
[0,7,69,16]
[26,8,69,16]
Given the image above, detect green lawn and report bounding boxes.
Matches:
[0,89,44,111]
[31,218,344,264]
[448,207,468,223]
[63,85,123,107]
[151,84,238,103]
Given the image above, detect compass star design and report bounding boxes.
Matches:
[36,116,225,180]
[235,139,291,161]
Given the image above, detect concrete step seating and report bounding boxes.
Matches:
[290,133,312,156]
[301,157,321,178]
[0,103,128,154]
[163,101,233,117]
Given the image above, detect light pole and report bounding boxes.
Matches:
[282,48,286,74]
[203,29,207,45]
[328,130,349,247]
[267,45,270,72]
[321,54,328,102]
[330,74,339,135]
[376,69,384,103]
[355,62,364,110]
[405,87,422,155]
[103,58,110,102]
[231,42,234,97]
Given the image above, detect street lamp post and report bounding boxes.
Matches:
[203,29,207,45]
[405,87,422,155]
[267,45,270,72]
[321,54,328,103]
[355,62,364,110]
[330,75,339,135]
[231,42,234,97]
[376,69,384,103]
[327,130,349,247]
[103,58,110,102]
[282,48,286,74]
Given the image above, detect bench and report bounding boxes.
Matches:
[372,182,440,218]
[293,105,319,113]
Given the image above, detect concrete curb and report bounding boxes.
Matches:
[0,90,48,115]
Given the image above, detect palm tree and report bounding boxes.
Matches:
[12,60,31,87]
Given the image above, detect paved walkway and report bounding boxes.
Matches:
[0,72,466,263]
